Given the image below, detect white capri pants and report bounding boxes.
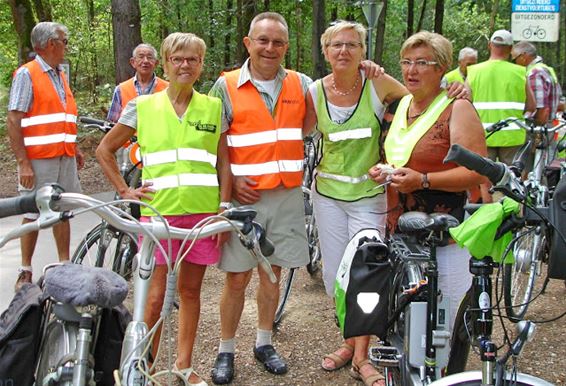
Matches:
[312,186,387,297]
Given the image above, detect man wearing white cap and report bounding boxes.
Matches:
[467,29,535,164]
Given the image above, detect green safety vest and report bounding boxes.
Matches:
[529,62,558,83]
[137,90,222,216]
[384,91,454,167]
[467,60,527,147]
[315,78,383,201]
[444,68,464,84]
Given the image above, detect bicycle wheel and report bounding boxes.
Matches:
[273,267,296,327]
[429,370,553,385]
[72,222,137,280]
[303,188,321,275]
[35,317,79,385]
[503,227,546,321]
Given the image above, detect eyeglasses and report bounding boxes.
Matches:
[511,53,523,63]
[53,37,68,46]
[399,59,438,69]
[328,41,362,51]
[168,56,201,67]
[134,54,156,62]
[249,37,288,48]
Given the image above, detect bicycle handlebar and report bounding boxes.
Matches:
[444,144,506,185]
[79,116,114,134]
[0,193,39,217]
[487,117,566,134]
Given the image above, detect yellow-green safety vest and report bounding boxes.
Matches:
[315,78,383,201]
[384,91,454,167]
[137,90,222,216]
[444,68,464,84]
[467,60,527,147]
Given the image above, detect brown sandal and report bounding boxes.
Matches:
[349,359,385,386]
[321,342,354,371]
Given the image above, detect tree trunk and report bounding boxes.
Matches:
[295,2,302,70]
[32,0,52,21]
[312,0,326,79]
[111,0,142,84]
[416,0,427,32]
[489,0,499,32]
[434,0,444,34]
[8,0,36,65]
[209,0,215,49]
[407,0,414,38]
[236,0,255,66]
[374,0,387,64]
[224,0,233,68]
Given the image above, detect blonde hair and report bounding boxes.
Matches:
[400,31,453,70]
[320,20,367,57]
[160,32,206,68]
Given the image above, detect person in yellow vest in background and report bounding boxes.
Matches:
[511,41,562,127]
[7,21,83,291]
[106,43,168,123]
[97,32,228,386]
[467,29,536,165]
[445,47,477,84]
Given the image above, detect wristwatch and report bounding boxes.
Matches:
[219,201,234,210]
[421,173,430,189]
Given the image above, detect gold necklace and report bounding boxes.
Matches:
[332,74,360,96]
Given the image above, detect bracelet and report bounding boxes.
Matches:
[219,201,234,209]
[421,173,430,189]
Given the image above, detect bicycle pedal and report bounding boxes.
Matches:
[369,346,400,367]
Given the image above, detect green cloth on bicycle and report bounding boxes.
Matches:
[449,198,520,263]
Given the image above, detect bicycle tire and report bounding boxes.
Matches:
[429,370,553,385]
[303,188,322,275]
[72,222,136,279]
[273,267,296,327]
[35,317,79,385]
[503,228,545,321]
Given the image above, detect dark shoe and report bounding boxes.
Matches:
[211,352,234,385]
[253,344,288,375]
[14,270,32,292]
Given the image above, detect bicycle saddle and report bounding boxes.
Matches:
[44,263,128,308]
[398,212,459,234]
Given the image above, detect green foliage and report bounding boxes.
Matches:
[0,5,19,86]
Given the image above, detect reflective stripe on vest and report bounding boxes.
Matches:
[227,128,302,147]
[19,60,78,159]
[137,90,222,216]
[314,77,384,201]
[467,60,527,147]
[224,68,305,189]
[385,91,453,168]
[143,148,217,168]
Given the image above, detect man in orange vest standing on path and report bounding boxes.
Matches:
[7,21,83,291]
[106,43,168,123]
[209,12,311,384]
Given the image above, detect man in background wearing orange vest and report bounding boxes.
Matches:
[7,22,83,291]
[106,43,168,123]
[209,12,312,383]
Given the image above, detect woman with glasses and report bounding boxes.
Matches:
[369,30,487,378]
[303,20,408,386]
[97,32,229,386]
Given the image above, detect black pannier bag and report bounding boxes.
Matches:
[549,175,566,279]
[0,283,46,386]
[335,229,391,339]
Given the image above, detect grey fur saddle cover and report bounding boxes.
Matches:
[44,263,128,308]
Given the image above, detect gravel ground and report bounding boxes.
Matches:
[0,134,564,385]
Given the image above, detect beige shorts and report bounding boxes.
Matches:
[18,156,82,219]
[218,186,309,272]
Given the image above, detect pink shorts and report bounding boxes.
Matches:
[140,214,220,266]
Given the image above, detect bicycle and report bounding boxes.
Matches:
[486,117,566,320]
[274,132,322,327]
[0,184,275,385]
[72,117,141,280]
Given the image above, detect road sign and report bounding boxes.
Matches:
[511,0,560,42]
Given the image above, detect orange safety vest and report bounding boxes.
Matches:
[224,69,305,190]
[119,77,168,109]
[20,60,78,159]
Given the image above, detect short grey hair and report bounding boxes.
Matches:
[248,12,289,39]
[132,43,158,59]
[31,22,69,50]
[458,47,478,61]
[512,41,537,57]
